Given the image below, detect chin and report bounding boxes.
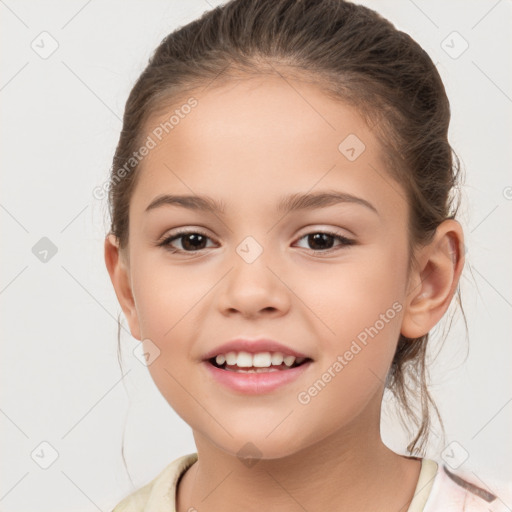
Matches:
[205,425,316,463]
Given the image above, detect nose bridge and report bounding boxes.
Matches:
[218,232,290,317]
[235,234,266,266]
[230,233,277,290]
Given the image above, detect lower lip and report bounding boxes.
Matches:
[203,361,313,394]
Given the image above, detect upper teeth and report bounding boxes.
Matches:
[215,351,305,368]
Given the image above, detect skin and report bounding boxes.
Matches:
[105,73,464,512]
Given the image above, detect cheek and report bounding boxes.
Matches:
[130,262,201,419]
[131,257,203,338]
[295,302,403,441]
[298,247,406,396]
[304,246,406,342]
[129,255,215,385]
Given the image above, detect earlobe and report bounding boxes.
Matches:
[400,220,465,339]
[104,234,142,340]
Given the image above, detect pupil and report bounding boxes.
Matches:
[308,233,333,250]
[183,233,206,250]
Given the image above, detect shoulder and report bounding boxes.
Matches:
[424,459,512,512]
[111,453,198,512]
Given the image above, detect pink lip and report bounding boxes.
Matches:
[201,338,312,361]
[203,359,313,394]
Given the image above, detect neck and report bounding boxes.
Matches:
[176,402,422,512]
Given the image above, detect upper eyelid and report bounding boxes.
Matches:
[160,226,355,239]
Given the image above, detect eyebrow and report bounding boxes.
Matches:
[144,190,379,216]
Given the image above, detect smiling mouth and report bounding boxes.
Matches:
[208,355,313,373]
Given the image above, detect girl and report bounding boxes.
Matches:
[104,1,511,510]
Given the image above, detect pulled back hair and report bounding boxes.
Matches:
[108,0,466,456]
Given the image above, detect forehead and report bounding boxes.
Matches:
[130,74,407,223]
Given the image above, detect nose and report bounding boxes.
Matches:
[216,243,291,319]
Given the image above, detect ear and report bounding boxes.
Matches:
[104,234,141,340]
[401,219,465,339]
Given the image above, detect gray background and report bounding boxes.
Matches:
[1,0,511,510]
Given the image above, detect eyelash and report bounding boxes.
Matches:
[157,229,356,256]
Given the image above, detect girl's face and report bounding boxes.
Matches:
[109,75,416,458]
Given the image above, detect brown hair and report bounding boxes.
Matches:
[108,0,466,456]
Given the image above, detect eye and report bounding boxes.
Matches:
[157,230,216,253]
[157,229,355,255]
[294,230,355,254]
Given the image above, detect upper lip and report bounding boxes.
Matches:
[202,338,312,361]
